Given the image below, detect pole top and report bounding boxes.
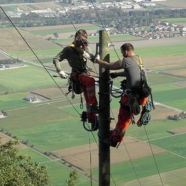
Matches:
[98,28,110,32]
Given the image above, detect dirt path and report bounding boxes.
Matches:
[155,101,185,113]
[52,136,166,170]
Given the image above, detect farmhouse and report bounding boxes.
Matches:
[23,95,42,103]
[0,111,6,119]
[0,64,5,69]
[150,0,166,1]
[132,4,142,9]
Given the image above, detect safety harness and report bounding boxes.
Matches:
[110,56,155,126]
[131,56,155,108]
[65,44,99,132]
[130,56,155,126]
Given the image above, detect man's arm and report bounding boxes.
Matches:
[96,59,123,70]
[115,71,126,77]
[110,71,126,79]
[83,47,96,62]
[53,47,69,78]
[53,52,63,73]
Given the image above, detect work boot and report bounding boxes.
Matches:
[109,130,118,147]
[90,105,99,114]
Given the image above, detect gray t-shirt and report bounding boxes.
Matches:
[123,55,141,90]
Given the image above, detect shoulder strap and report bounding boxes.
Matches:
[131,56,144,71]
[69,43,75,47]
[132,57,155,109]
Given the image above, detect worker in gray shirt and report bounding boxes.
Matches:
[94,43,148,147]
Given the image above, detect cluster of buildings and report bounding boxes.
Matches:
[0,63,24,70]
[6,7,58,18]
[168,111,186,121]
[65,0,162,10]
[6,0,167,18]
[116,21,186,40]
[87,20,186,40]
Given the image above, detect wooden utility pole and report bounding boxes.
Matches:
[99,29,110,186]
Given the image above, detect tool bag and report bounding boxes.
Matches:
[128,96,141,115]
[70,73,83,94]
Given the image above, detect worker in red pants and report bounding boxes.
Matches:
[94,43,149,147]
[53,29,98,128]
[111,95,148,145]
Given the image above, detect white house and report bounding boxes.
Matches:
[134,0,144,2]
[0,111,6,119]
[150,0,166,1]
[132,4,142,9]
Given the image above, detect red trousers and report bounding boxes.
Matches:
[78,73,97,122]
[111,95,148,143]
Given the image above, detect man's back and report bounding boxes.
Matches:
[123,55,141,90]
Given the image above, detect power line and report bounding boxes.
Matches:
[0,6,81,116]
[86,2,164,185]
[1,3,164,186]
[0,5,98,186]
[143,126,165,186]
[89,133,93,186]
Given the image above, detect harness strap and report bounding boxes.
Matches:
[131,56,155,110]
[69,43,75,47]
[131,56,144,71]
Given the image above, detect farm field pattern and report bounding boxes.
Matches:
[0,23,186,186]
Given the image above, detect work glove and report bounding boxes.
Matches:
[83,51,94,60]
[93,54,100,63]
[110,72,118,79]
[59,71,68,79]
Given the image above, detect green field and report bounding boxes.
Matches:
[0,66,65,91]
[109,43,186,61]
[11,43,186,60]
[11,48,61,57]
[93,152,186,185]
[113,73,185,87]
[34,58,53,64]
[144,73,184,85]
[0,103,96,151]
[0,92,30,110]
[127,119,186,141]
[162,18,186,24]
[152,83,186,111]
[151,133,186,157]
[1,30,186,186]
[1,5,18,11]
[0,84,10,95]
[30,26,100,36]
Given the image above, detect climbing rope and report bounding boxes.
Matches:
[143,126,165,186]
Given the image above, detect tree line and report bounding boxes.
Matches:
[1,8,186,28]
[0,58,22,65]
[0,138,78,185]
